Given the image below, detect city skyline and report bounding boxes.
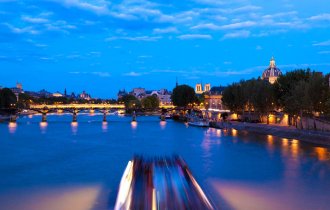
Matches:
[1,0,330,97]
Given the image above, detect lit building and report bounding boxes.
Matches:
[195,83,211,94]
[204,86,226,110]
[130,88,146,99]
[146,89,172,105]
[262,57,282,84]
[52,92,63,97]
[10,82,24,100]
[79,91,91,100]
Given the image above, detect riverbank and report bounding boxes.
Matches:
[224,121,330,146]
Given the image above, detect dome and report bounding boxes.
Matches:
[262,57,282,82]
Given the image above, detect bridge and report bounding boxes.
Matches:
[23,103,176,123]
[29,103,125,110]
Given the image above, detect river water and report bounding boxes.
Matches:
[0,114,330,210]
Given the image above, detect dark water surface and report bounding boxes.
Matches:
[1,114,330,210]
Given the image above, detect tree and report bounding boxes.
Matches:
[17,93,34,109]
[0,88,17,109]
[171,85,196,107]
[284,80,310,128]
[222,81,248,114]
[119,94,141,109]
[273,69,311,108]
[141,95,159,109]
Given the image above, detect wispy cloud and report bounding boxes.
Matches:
[56,0,110,15]
[22,16,49,23]
[123,71,143,76]
[318,51,330,54]
[177,34,212,40]
[222,30,250,39]
[106,36,162,41]
[313,40,330,46]
[153,27,178,34]
[3,23,39,34]
[309,13,330,21]
[69,71,111,77]
[92,72,111,77]
[256,45,262,50]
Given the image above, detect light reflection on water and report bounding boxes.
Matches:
[1,115,330,210]
[159,121,166,129]
[0,185,102,210]
[39,122,48,134]
[131,121,137,130]
[102,122,108,132]
[8,122,17,134]
[71,122,78,135]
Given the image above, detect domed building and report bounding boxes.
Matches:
[262,57,282,84]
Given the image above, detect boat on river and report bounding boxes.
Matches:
[114,156,213,210]
[188,120,210,127]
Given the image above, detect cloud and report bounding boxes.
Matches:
[92,72,111,77]
[313,40,330,46]
[309,13,330,21]
[69,71,110,77]
[22,16,49,23]
[191,23,221,30]
[318,51,330,54]
[220,21,256,30]
[177,34,212,40]
[153,27,178,34]
[123,71,143,76]
[222,30,250,39]
[55,0,110,15]
[106,36,162,41]
[262,11,298,19]
[3,23,39,34]
[256,45,262,50]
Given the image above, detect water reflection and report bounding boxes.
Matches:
[8,122,17,134]
[0,185,102,210]
[231,129,238,137]
[291,139,299,160]
[160,121,166,129]
[131,121,137,130]
[71,122,78,135]
[102,122,108,132]
[267,135,275,153]
[314,147,329,161]
[39,122,48,134]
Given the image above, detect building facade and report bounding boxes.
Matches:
[262,57,282,84]
[195,83,211,94]
[204,86,226,110]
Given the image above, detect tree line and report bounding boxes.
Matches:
[222,69,330,123]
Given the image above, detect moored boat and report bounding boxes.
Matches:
[188,120,210,127]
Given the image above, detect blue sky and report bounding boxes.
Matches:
[0,0,330,98]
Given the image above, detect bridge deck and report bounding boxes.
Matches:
[29,104,175,110]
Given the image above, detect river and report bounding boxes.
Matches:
[0,114,330,210]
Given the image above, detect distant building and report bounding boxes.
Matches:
[146,88,172,105]
[38,89,53,98]
[79,91,91,100]
[10,82,24,100]
[262,57,282,84]
[70,92,76,99]
[204,86,227,110]
[53,92,63,97]
[117,89,127,100]
[195,83,211,94]
[130,88,146,99]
